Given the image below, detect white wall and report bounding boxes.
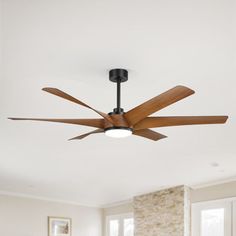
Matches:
[0,194,102,236]
[103,202,133,216]
[191,181,236,203]
[0,0,2,81]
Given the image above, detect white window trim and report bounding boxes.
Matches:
[106,212,134,236]
[192,198,234,236]
[233,201,236,236]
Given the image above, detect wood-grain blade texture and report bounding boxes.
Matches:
[42,87,114,125]
[134,116,228,130]
[8,118,104,128]
[125,86,195,126]
[69,129,104,140]
[133,129,167,141]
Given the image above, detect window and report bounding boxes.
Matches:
[124,218,134,236]
[201,208,225,236]
[106,213,134,236]
[192,199,232,236]
[109,219,119,236]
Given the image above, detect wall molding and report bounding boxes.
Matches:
[0,190,100,208]
[191,176,236,189]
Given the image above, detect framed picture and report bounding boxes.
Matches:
[48,217,71,236]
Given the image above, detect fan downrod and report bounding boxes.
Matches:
[109,69,128,114]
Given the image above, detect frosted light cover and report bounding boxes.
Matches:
[105,128,132,138]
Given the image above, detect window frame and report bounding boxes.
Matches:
[106,213,134,236]
[192,198,233,236]
[233,201,236,236]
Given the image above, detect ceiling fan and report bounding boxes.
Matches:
[9,69,228,141]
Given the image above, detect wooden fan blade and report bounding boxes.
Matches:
[42,87,114,125]
[8,117,104,128]
[125,86,195,126]
[134,116,228,130]
[69,129,104,140]
[133,129,167,141]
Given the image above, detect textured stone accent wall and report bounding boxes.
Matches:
[133,186,190,236]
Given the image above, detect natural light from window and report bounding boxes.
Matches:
[107,214,134,236]
[124,218,134,236]
[109,220,119,236]
[201,208,224,236]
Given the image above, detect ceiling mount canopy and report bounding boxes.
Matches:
[9,68,228,141]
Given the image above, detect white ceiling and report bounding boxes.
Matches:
[0,0,235,207]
